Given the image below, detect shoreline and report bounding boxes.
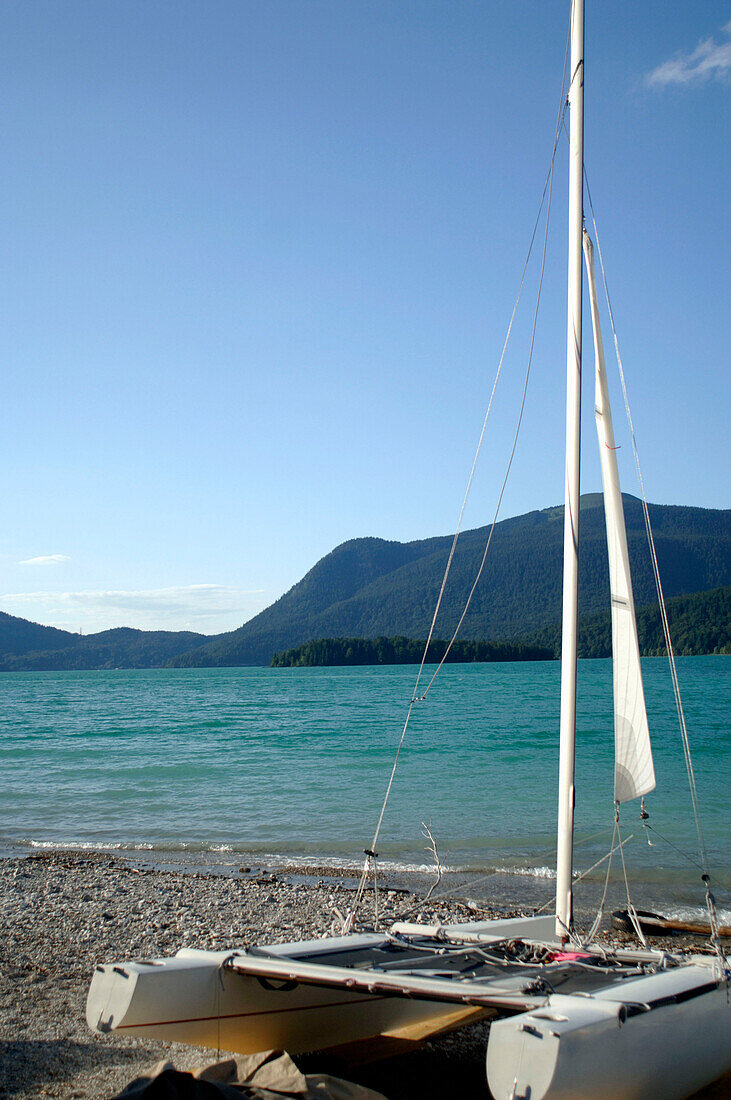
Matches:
[2,848,727,1100]
[3,835,727,925]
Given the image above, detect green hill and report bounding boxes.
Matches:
[171,495,731,666]
[0,624,206,671]
[2,495,728,670]
[0,611,77,656]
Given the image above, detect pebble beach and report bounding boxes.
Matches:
[1,850,728,1099]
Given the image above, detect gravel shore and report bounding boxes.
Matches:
[1,851,727,1099]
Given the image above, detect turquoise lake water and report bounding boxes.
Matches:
[2,657,728,919]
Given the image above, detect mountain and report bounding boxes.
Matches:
[170,495,730,666]
[0,623,206,671]
[2,495,727,670]
[0,611,76,656]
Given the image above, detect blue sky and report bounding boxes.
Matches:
[1,1,729,634]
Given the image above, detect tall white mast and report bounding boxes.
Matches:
[555,0,584,939]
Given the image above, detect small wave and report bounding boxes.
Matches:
[28,840,128,851]
[27,840,156,849]
[20,842,455,874]
[661,904,731,925]
[259,852,458,875]
[500,864,558,880]
[24,839,240,853]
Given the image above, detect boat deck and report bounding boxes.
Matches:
[235,931,662,1008]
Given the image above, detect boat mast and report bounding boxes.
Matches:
[555,0,584,939]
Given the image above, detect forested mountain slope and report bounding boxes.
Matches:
[171,495,730,666]
[0,612,77,656]
[529,584,731,658]
[268,586,730,666]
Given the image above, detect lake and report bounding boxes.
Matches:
[2,656,728,919]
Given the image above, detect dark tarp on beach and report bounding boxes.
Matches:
[112,1049,387,1100]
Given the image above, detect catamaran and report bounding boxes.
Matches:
[87,3,730,1097]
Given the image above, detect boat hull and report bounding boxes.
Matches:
[86,918,554,1055]
[486,964,731,1100]
[86,945,487,1055]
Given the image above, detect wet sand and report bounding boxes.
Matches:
[1,850,727,1099]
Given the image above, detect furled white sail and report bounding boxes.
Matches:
[583,230,655,804]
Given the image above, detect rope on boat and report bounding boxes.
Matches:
[532,833,635,923]
[346,32,573,931]
[417,102,572,699]
[615,807,649,948]
[641,821,704,873]
[585,183,726,973]
[583,816,620,944]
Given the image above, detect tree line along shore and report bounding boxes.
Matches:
[271,587,731,667]
[270,637,553,667]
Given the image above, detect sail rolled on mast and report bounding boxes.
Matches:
[583,230,655,804]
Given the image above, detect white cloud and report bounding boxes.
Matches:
[19,554,71,566]
[0,583,268,634]
[646,21,731,87]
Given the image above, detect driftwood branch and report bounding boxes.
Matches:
[399,821,444,921]
[420,821,444,906]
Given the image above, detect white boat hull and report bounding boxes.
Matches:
[87,917,555,1055]
[87,940,489,1055]
[486,964,731,1100]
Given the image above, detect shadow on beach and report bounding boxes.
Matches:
[0,1039,133,1096]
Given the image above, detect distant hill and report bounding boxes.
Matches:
[0,623,206,671]
[170,495,731,666]
[0,611,76,656]
[1,495,728,670]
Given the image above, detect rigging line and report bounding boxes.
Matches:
[351,18,573,919]
[409,13,572,706]
[616,809,649,949]
[413,115,571,704]
[355,90,570,908]
[419,107,568,700]
[577,832,633,884]
[354,133,560,911]
[583,177,710,880]
[532,833,634,918]
[642,823,705,874]
[352,698,415,911]
[405,828,617,918]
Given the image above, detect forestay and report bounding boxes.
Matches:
[583,230,655,804]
